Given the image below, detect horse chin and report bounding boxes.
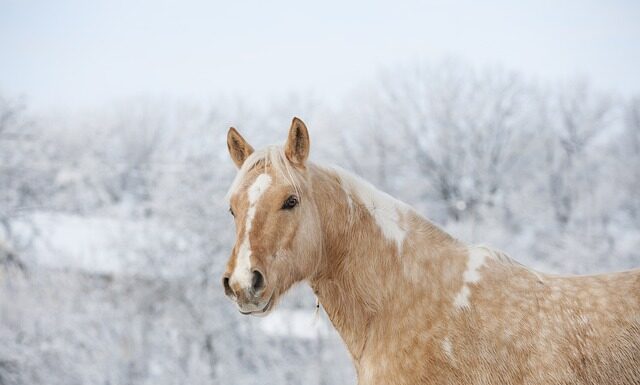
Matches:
[238,294,276,317]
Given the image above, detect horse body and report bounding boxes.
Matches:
[309,164,640,385]
[222,118,640,385]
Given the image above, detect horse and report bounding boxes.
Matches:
[221,117,640,385]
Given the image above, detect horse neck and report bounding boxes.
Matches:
[306,164,462,361]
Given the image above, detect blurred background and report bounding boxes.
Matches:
[1,1,639,384]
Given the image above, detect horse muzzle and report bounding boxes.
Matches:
[222,269,272,315]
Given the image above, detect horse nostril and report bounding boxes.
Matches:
[251,270,265,293]
[222,276,234,298]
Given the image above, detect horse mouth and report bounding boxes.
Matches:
[238,295,274,316]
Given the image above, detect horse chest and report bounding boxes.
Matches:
[355,331,446,385]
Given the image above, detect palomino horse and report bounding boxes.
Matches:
[222,118,640,385]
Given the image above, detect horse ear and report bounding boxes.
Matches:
[227,127,254,169]
[284,117,310,167]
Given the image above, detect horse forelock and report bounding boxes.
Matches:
[225,145,303,202]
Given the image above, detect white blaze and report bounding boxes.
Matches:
[231,173,272,287]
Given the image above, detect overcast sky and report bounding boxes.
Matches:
[1,0,639,112]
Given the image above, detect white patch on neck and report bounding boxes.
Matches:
[453,247,488,309]
[453,286,471,308]
[231,173,272,287]
[442,337,454,361]
[331,167,408,253]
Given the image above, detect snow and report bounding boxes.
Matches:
[258,309,333,340]
[11,212,195,277]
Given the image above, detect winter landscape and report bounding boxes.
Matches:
[2,61,640,384]
[2,1,640,384]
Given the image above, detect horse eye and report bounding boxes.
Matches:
[229,207,235,217]
[282,195,298,210]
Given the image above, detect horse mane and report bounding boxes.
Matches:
[471,244,545,283]
[470,245,516,265]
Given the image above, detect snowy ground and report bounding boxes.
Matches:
[1,211,353,385]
